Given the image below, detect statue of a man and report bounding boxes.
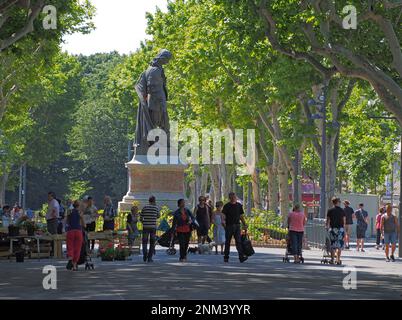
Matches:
[134,49,172,155]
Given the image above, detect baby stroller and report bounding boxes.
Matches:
[79,230,94,270]
[320,231,333,264]
[157,227,178,255]
[282,232,304,263]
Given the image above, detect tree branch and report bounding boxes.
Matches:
[254,0,335,78]
[365,11,402,77]
[0,0,45,52]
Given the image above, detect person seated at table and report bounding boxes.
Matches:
[65,200,85,271]
[1,205,11,226]
[1,205,10,218]
[12,205,26,224]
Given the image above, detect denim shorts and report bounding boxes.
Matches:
[384,232,397,245]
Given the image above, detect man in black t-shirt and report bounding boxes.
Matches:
[343,200,354,250]
[222,192,248,263]
[326,197,346,265]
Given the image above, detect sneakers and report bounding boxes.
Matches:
[391,255,396,262]
[386,257,391,262]
[239,256,248,263]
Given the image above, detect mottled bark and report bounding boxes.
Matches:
[251,167,262,209]
[209,164,221,203]
[0,172,7,206]
[200,169,208,197]
[277,152,289,225]
[267,148,279,212]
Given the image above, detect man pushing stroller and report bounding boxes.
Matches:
[326,197,346,265]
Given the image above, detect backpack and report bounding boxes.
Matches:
[356,210,368,230]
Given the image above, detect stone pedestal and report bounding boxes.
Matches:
[118,155,187,212]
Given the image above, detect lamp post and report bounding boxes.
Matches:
[308,78,330,219]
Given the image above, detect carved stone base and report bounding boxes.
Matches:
[118,155,187,212]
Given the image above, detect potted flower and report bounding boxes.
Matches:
[99,242,114,261]
[114,244,130,261]
[21,221,36,236]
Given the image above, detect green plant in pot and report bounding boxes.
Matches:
[99,242,114,261]
[21,221,36,236]
[114,244,129,261]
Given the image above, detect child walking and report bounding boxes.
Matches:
[127,206,140,251]
[212,201,226,255]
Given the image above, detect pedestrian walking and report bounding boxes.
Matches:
[194,195,211,250]
[172,199,194,262]
[65,200,85,271]
[343,200,354,249]
[212,201,226,255]
[288,204,307,263]
[355,203,369,252]
[222,192,248,263]
[376,207,385,250]
[127,206,140,251]
[140,196,160,263]
[381,204,400,262]
[326,197,346,265]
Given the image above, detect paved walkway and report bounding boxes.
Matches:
[0,245,401,300]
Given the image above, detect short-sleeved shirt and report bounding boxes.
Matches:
[327,206,346,228]
[355,209,368,228]
[344,206,354,225]
[222,202,244,226]
[46,199,60,220]
[140,204,160,229]
[288,211,305,232]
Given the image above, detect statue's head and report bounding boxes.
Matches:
[154,49,172,65]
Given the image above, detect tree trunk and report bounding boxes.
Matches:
[325,147,337,210]
[251,168,261,209]
[291,149,303,205]
[200,168,208,197]
[220,164,233,200]
[267,162,278,213]
[209,164,221,203]
[0,172,8,207]
[277,152,289,225]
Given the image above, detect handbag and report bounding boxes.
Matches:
[241,232,255,257]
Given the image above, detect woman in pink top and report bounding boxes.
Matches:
[375,207,385,250]
[288,204,307,263]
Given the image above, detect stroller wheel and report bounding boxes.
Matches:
[282,258,285,262]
